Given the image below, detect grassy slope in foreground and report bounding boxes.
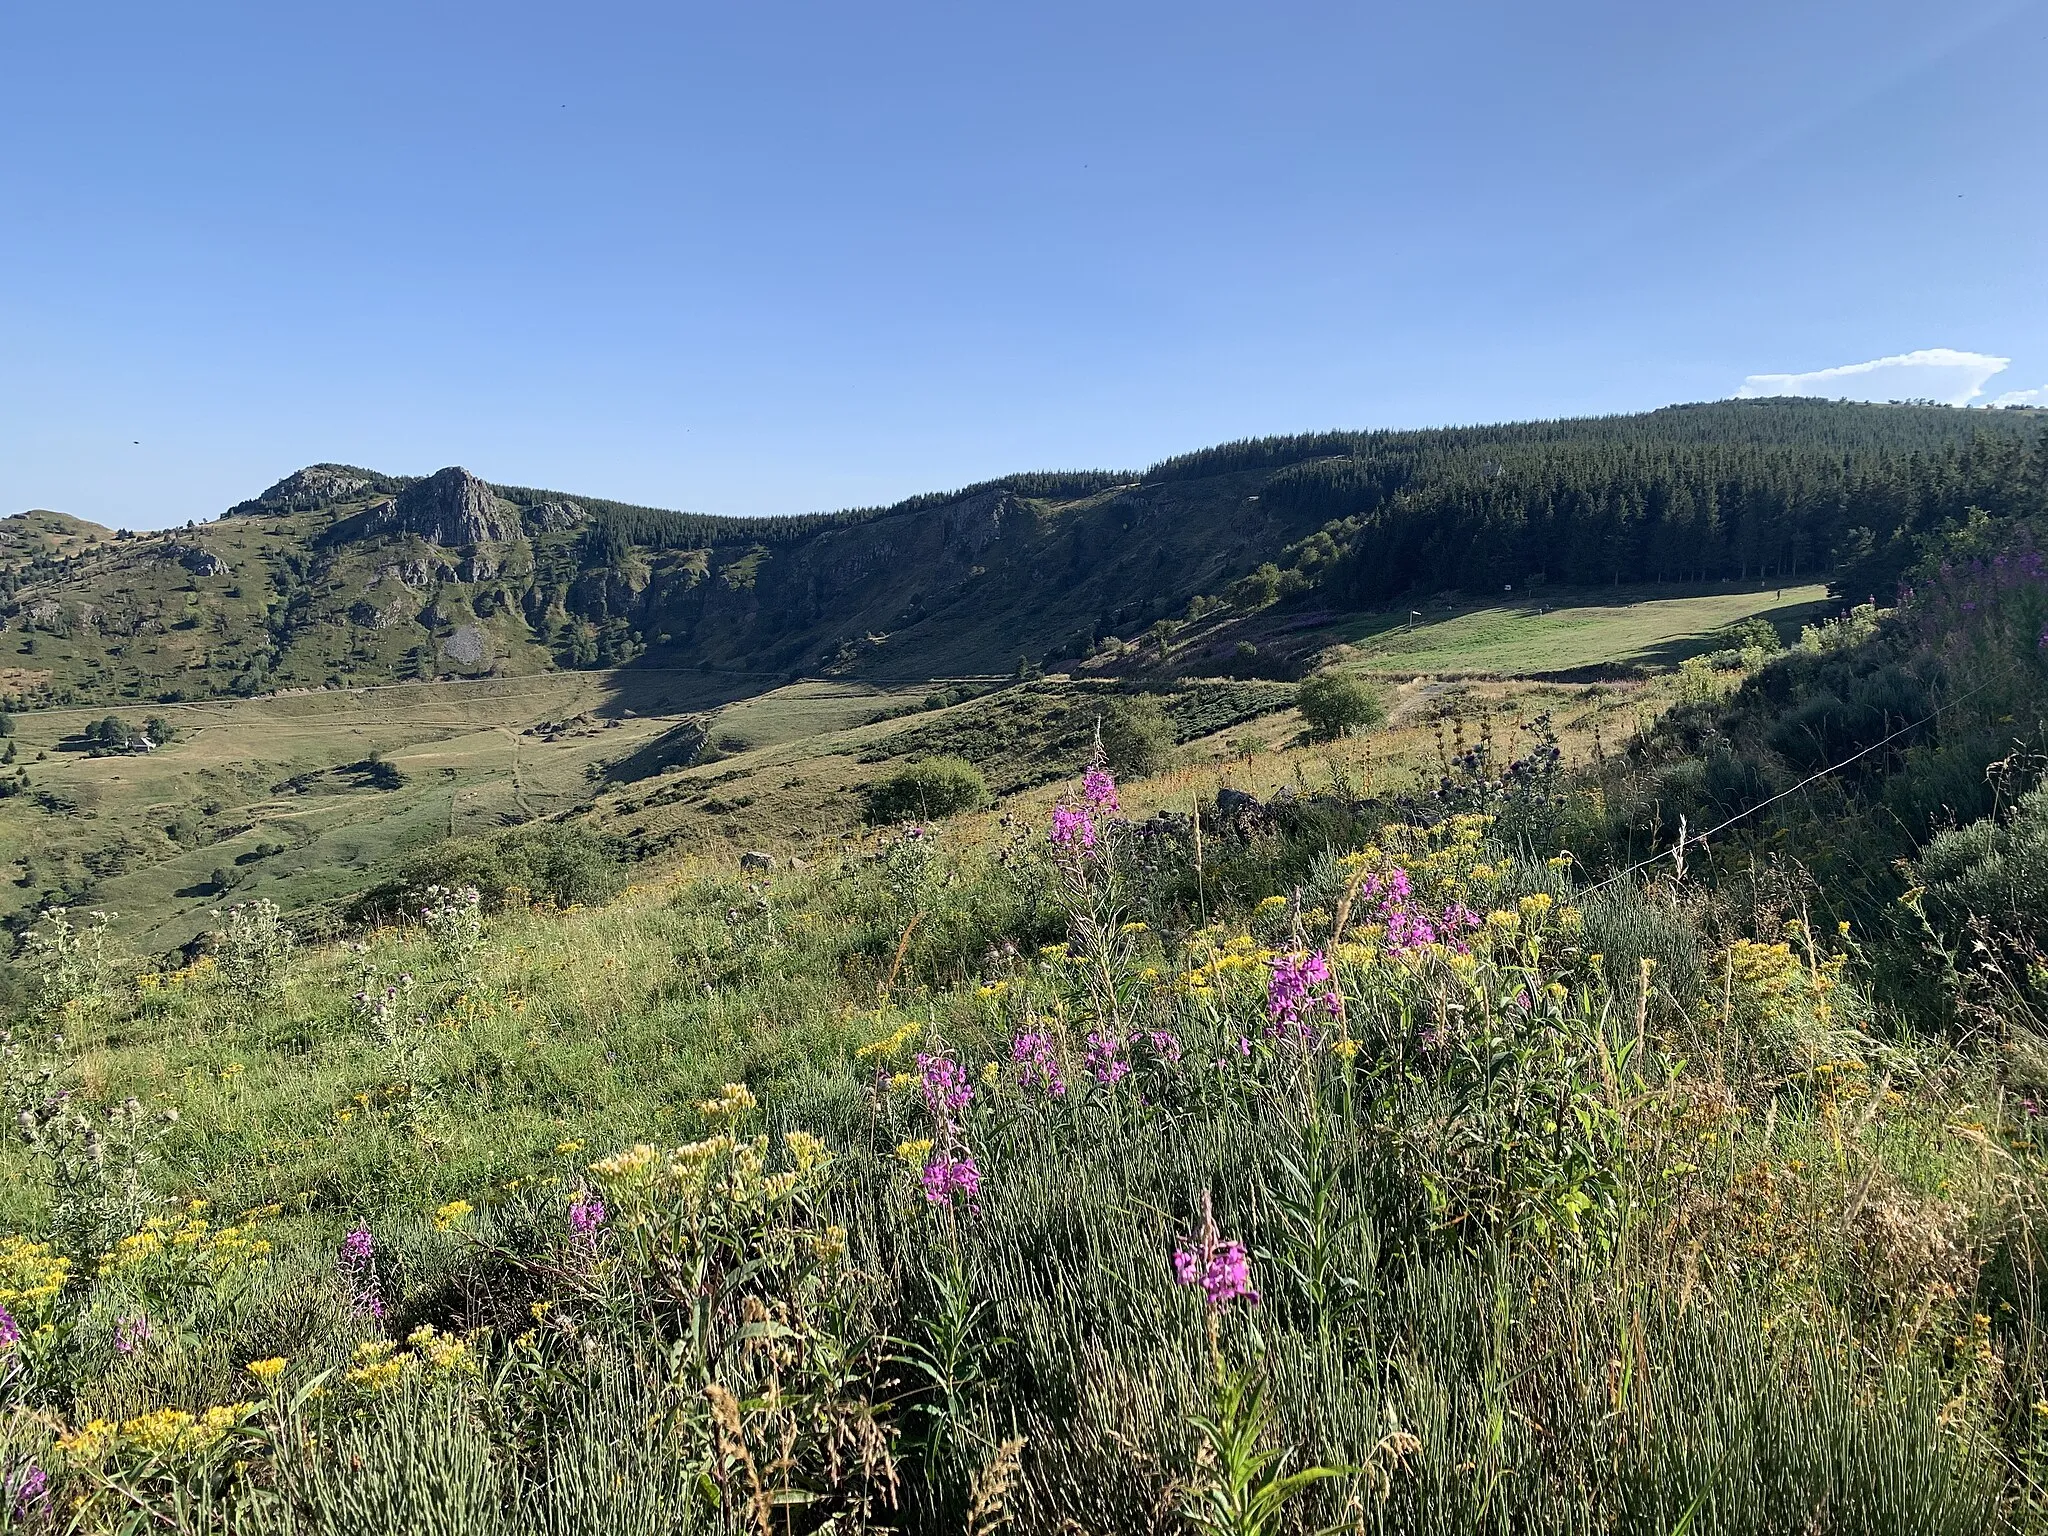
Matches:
[4,685,2031,1532]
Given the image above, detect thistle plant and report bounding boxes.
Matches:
[209,899,293,1013]
[19,908,116,1023]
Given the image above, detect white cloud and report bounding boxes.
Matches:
[1735,347,2011,407]
[1989,383,2048,409]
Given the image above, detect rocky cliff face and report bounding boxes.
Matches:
[372,468,519,547]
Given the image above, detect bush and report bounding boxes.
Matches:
[1913,779,2048,954]
[864,756,989,824]
[1097,694,1174,776]
[1716,616,1783,653]
[1296,669,1386,739]
[391,822,626,913]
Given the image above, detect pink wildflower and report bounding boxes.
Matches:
[1082,767,1121,812]
[917,1053,975,1118]
[921,1152,982,1207]
[1050,802,1097,851]
[1085,1031,1130,1086]
[1172,1193,1259,1310]
[1011,1031,1067,1097]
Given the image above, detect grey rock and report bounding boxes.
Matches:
[739,851,776,872]
[524,499,586,533]
[377,558,442,589]
[371,468,518,547]
[440,623,492,668]
[349,598,413,630]
[171,544,229,577]
[243,465,372,512]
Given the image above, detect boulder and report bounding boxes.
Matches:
[739,851,776,872]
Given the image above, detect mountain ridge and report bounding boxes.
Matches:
[4,398,2042,712]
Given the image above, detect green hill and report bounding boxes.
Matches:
[5,400,2041,712]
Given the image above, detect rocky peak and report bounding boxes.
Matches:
[233,465,376,515]
[375,467,518,547]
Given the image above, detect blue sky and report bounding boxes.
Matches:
[3,0,2043,530]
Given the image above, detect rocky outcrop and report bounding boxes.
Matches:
[375,558,443,589]
[348,598,414,630]
[171,544,229,577]
[232,465,377,515]
[523,499,585,534]
[369,468,518,548]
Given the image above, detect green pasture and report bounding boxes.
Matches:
[1330,582,1832,676]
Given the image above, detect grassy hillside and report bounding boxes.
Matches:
[2,571,1792,957]
[3,664,2042,1531]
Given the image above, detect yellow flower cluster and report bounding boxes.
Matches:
[855,1019,923,1061]
[1720,924,1847,1033]
[59,1401,253,1462]
[0,1236,71,1326]
[894,1138,935,1167]
[341,1328,485,1393]
[433,1200,474,1232]
[97,1206,270,1281]
[136,955,218,994]
[345,1340,405,1392]
[1178,932,1277,996]
[588,1128,830,1216]
[697,1082,758,1124]
[245,1357,287,1384]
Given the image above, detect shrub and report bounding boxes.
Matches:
[865,756,989,824]
[1716,616,1783,653]
[391,822,626,914]
[1296,669,1386,740]
[1097,694,1174,776]
[1912,779,2048,954]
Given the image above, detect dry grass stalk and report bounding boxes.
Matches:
[965,1435,1028,1536]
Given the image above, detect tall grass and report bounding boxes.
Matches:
[0,747,2041,1533]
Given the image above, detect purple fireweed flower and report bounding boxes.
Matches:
[1050,802,1097,851]
[921,1152,981,1207]
[917,1053,975,1118]
[1145,1029,1183,1065]
[1010,1031,1067,1097]
[569,1192,607,1238]
[1085,1031,1130,1086]
[0,1308,19,1350]
[8,1463,46,1516]
[1267,951,1337,1026]
[339,1225,387,1323]
[114,1315,153,1354]
[1082,767,1121,812]
[1173,1194,1259,1311]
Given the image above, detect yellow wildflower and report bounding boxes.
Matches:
[698,1082,757,1124]
[895,1138,935,1168]
[245,1357,288,1385]
[590,1144,658,1180]
[57,1418,117,1460]
[783,1130,832,1175]
[433,1200,474,1232]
